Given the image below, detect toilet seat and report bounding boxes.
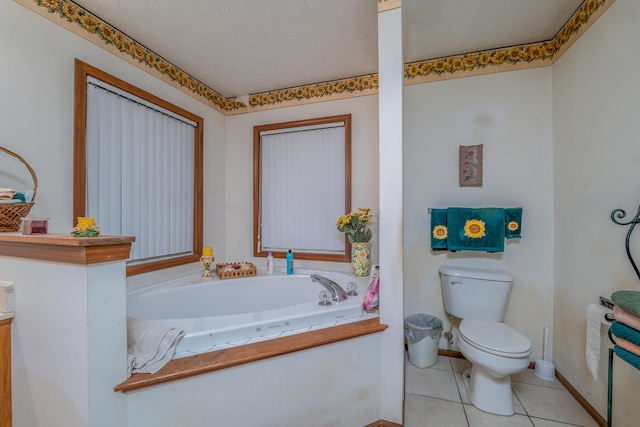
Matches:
[459,319,532,358]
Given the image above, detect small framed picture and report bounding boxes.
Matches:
[459,144,483,187]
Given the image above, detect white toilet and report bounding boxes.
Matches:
[440,265,532,416]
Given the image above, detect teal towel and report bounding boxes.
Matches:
[430,209,448,251]
[610,321,640,347]
[614,345,640,370]
[611,290,640,318]
[505,208,523,239]
[446,208,505,252]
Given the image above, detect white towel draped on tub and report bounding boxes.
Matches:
[127,317,184,378]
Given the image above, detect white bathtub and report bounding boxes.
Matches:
[127,269,368,358]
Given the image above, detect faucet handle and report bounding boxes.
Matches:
[346,282,358,296]
[318,290,332,306]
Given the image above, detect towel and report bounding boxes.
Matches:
[611,290,640,318]
[613,305,640,331]
[430,209,448,251]
[430,207,523,253]
[127,317,184,377]
[614,345,640,370]
[0,188,15,199]
[446,207,505,252]
[614,337,640,357]
[505,208,523,239]
[610,321,640,347]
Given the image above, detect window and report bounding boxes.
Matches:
[254,115,351,262]
[73,59,203,276]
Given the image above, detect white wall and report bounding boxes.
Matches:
[224,95,380,271]
[552,0,640,422]
[127,334,383,427]
[403,67,555,360]
[0,255,128,427]
[0,1,227,254]
[377,6,405,424]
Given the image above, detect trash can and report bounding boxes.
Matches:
[404,313,443,368]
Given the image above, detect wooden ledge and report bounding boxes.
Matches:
[115,317,387,393]
[0,233,134,265]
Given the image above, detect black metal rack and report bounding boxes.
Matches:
[607,206,640,426]
[610,206,640,281]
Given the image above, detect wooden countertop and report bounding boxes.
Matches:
[0,232,135,265]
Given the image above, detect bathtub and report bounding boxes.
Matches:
[127,269,368,358]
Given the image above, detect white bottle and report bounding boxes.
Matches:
[266,251,274,274]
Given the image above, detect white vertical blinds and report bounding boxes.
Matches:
[260,124,345,253]
[85,79,195,262]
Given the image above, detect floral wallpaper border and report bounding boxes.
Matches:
[25,0,609,114]
[30,0,244,113]
[404,0,608,82]
[248,74,378,109]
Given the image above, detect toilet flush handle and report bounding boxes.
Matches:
[451,279,463,285]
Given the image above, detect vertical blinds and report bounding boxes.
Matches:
[85,78,195,262]
[260,124,345,253]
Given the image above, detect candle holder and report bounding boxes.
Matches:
[200,254,215,278]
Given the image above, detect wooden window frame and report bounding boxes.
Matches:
[73,59,203,276]
[253,114,352,262]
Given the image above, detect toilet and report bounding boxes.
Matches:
[439,265,532,416]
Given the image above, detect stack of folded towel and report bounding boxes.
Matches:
[127,317,185,377]
[610,290,640,370]
[0,187,33,204]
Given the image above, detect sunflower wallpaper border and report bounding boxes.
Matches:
[21,0,612,114]
[404,0,610,84]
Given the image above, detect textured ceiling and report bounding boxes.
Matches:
[72,0,584,98]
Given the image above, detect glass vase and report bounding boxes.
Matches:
[351,242,371,277]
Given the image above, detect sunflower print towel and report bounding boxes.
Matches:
[430,207,522,253]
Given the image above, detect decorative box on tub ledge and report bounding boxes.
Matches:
[216,261,256,279]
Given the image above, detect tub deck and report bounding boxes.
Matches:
[115,317,386,392]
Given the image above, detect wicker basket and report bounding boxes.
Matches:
[216,262,257,279]
[0,146,37,232]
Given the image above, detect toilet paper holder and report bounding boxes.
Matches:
[599,296,614,310]
[600,296,615,322]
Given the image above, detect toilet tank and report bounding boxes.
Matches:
[439,265,513,322]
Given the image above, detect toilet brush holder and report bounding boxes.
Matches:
[534,359,556,381]
[534,323,555,380]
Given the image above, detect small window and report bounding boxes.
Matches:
[254,115,351,262]
[73,60,203,275]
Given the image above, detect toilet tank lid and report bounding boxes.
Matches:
[439,265,512,282]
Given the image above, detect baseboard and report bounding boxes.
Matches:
[552,368,606,427]
[363,420,402,427]
[438,349,464,358]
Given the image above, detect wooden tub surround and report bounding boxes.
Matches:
[1,315,13,427]
[116,317,387,392]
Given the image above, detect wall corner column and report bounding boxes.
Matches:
[0,234,133,427]
[378,1,404,424]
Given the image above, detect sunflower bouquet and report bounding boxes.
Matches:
[336,207,373,244]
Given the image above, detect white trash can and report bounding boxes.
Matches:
[404,314,442,368]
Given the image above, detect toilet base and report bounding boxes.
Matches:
[463,365,514,416]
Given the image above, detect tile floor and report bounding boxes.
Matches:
[404,353,600,427]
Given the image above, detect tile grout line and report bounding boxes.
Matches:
[449,358,471,427]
